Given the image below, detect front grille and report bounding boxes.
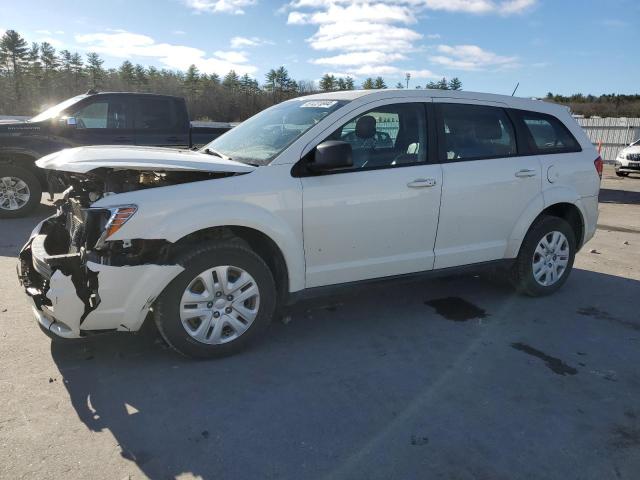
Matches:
[627,153,640,161]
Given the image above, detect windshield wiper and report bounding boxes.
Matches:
[203,148,232,161]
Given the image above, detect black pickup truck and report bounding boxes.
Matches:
[0,91,232,218]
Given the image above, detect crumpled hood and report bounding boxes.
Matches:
[35,145,255,174]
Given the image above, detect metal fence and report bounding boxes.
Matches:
[575,117,640,162]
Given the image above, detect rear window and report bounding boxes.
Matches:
[519,112,581,154]
[439,104,517,161]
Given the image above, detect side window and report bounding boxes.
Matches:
[135,98,175,130]
[324,103,427,170]
[520,112,581,153]
[73,100,128,129]
[440,104,516,161]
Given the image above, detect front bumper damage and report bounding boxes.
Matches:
[18,215,183,339]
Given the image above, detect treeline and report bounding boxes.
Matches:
[0,29,464,121]
[545,93,640,118]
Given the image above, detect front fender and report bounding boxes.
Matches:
[96,172,305,292]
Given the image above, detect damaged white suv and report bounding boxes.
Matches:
[18,90,602,358]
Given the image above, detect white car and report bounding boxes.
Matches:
[18,89,602,358]
[615,138,640,177]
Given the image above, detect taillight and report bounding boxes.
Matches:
[594,156,603,180]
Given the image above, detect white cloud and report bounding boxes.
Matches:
[285,0,532,81]
[37,37,64,48]
[75,31,256,75]
[312,51,406,66]
[35,29,65,35]
[172,30,187,35]
[229,36,272,48]
[183,0,256,15]
[429,44,519,70]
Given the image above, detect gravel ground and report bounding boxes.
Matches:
[0,165,639,480]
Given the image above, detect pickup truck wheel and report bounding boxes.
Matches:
[154,242,277,358]
[0,165,42,218]
[511,216,576,297]
[615,171,628,177]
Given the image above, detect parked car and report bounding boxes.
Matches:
[0,91,232,218]
[18,89,602,358]
[615,138,640,177]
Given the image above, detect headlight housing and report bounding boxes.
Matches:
[94,205,137,247]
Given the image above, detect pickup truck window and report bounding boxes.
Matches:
[204,99,349,165]
[73,99,128,129]
[29,94,88,122]
[136,97,175,130]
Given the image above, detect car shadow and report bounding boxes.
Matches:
[50,268,640,479]
[599,187,640,205]
[0,195,56,258]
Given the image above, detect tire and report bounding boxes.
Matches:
[154,241,277,358]
[615,171,628,177]
[0,164,42,218]
[511,216,576,297]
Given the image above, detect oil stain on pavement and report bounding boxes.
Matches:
[425,297,488,322]
[511,342,578,376]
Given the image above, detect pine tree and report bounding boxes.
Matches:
[86,52,105,89]
[373,77,387,89]
[70,52,84,90]
[448,77,462,90]
[0,30,29,103]
[395,82,404,89]
[184,64,201,98]
[223,70,240,90]
[118,60,136,88]
[344,76,355,90]
[436,77,449,90]
[319,74,336,92]
[362,78,375,89]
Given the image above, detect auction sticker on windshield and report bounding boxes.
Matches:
[300,101,338,108]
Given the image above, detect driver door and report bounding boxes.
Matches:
[299,100,443,288]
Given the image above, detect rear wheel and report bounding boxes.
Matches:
[0,164,42,218]
[154,241,277,358]
[512,216,576,296]
[615,171,629,177]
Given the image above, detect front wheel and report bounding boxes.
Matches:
[615,171,629,177]
[0,164,42,218]
[154,241,277,358]
[512,216,576,296]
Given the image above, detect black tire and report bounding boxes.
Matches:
[511,216,576,297]
[615,171,628,177]
[0,164,42,218]
[154,241,277,358]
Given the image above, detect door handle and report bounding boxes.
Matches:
[515,169,537,178]
[114,136,132,143]
[166,136,179,142]
[407,178,437,188]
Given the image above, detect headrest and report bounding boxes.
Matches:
[355,115,376,139]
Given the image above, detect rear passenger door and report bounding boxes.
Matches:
[134,96,189,147]
[432,100,542,269]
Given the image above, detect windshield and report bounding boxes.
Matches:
[632,138,640,147]
[30,94,88,122]
[202,99,349,165]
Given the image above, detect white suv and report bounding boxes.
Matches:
[18,89,602,358]
[615,138,640,177]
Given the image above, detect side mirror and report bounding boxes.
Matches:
[309,140,353,172]
[64,117,77,127]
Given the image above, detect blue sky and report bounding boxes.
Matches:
[1,0,638,96]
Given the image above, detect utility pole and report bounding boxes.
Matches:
[405,72,411,89]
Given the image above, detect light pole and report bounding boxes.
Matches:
[405,72,411,89]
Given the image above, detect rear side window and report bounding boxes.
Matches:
[439,104,516,161]
[519,112,581,154]
[135,97,175,130]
